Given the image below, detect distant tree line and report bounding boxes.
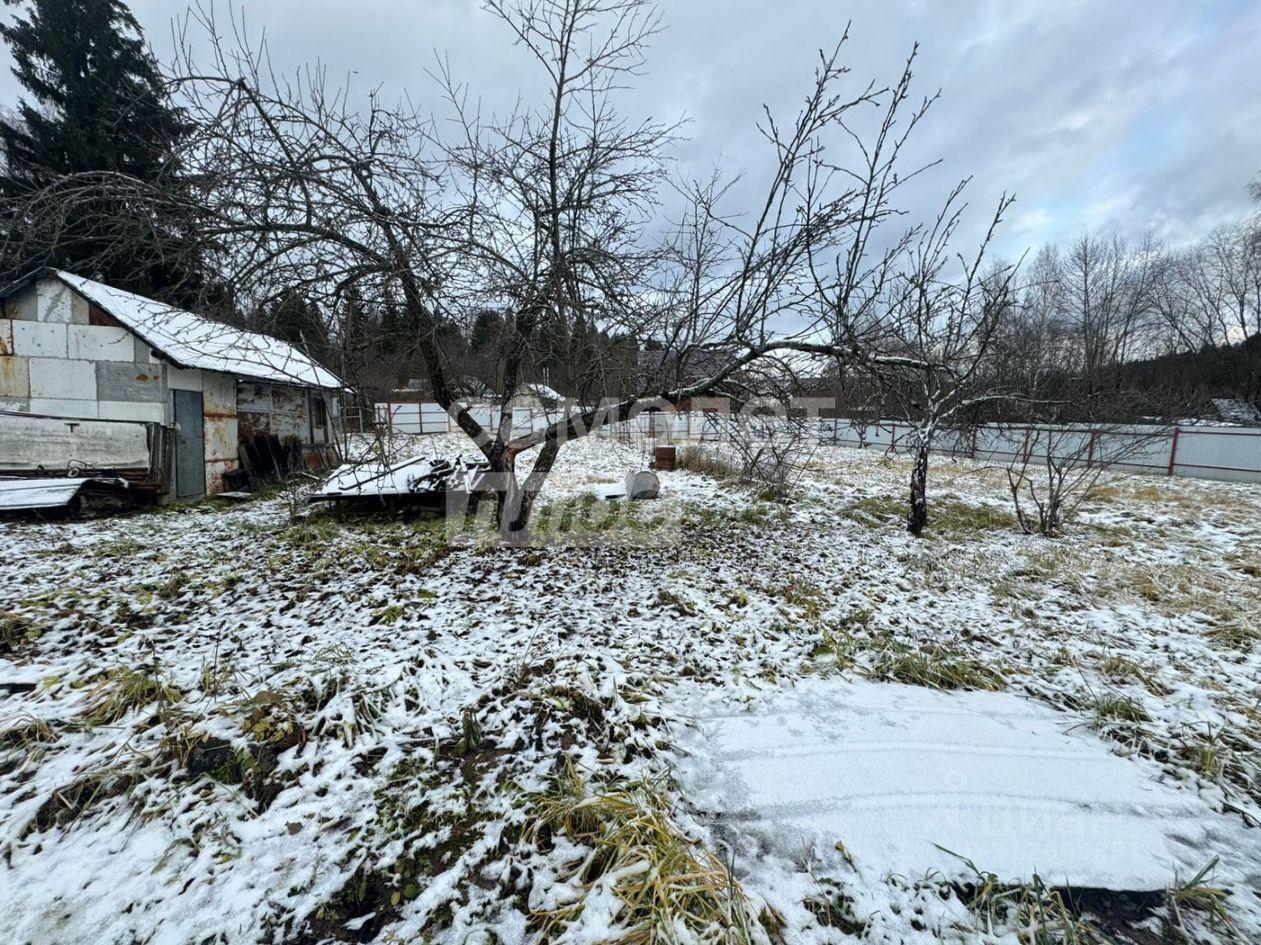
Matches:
[821,221,1261,425]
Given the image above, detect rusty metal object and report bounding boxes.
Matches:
[653,445,677,470]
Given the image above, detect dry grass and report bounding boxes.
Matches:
[676,445,740,481]
[871,643,1006,692]
[950,849,1112,944]
[80,667,181,726]
[1097,654,1172,696]
[1166,858,1236,940]
[844,494,1017,538]
[528,761,767,944]
[1,610,41,654]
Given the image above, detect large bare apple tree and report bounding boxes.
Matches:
[8,0,1017,536]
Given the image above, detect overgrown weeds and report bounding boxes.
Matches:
[677,445,740,481]
[871,643,1005,691]
[80,667,181,725]
[1165,858,1235,941]
[803,878,865,935]
[528,761,768,943]
[1097,654,1171,696]
[844,494,1016,537]
[1,610,41,654]
[1206,617,1260,651]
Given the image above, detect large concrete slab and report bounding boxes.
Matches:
[0,355,29,399]
[675,678,1261,891]
[98,400,166,423]
[26,398,98,419]
[68,324,134,362]
[96,361,164,402]
[28,357,96,400]
[11,321,67,358]
[0,413,150,470]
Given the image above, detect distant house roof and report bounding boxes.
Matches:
[404,375,497,400]
[637,347,733,386]
[521,382,565,402]
[49,271,342,389]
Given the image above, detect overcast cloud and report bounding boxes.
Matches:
[2,0,1258,258]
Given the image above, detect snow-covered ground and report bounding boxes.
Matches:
[1,433,1259,944]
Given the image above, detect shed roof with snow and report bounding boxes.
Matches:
[45,270,342,390]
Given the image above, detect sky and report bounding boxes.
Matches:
[1,0,1259,260]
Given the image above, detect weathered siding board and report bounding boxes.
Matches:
[0,413,150,470]
[97,362,164,403]
[167,366,203,391]
[37,281,78,324]
[98,400,165,423]
[238,382,311,440]
[3,285,37,320]
[27,398,100,418]
[0,287,172,441]
[68,324,134,361]
[2,276,338,498]
[236,382,272,413]
[203,372,239,493]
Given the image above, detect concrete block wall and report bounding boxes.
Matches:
[1,280,167,424]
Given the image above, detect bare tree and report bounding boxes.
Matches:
[1004,423,1166,537]
[842,187,1019,535]
[702,412,819,500]
[1056,233,1163,396]
[162,2,979,537]
[1156,222,1261,400]
[1,1,1008,539]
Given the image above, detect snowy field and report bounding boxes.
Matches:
[2,433,1259,944]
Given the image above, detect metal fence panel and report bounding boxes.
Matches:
[375,403,1261,485]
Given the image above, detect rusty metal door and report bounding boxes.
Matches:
[173,389,205,498]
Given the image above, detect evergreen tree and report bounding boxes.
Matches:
[262,292,328,360]
[0,0,204,302]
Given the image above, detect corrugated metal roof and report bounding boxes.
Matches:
[0,476,129,511]
[52,271,342,390]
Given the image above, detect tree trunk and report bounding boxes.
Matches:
[908,439,930,536]
[486,438,562,544]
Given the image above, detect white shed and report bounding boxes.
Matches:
[0,270,342,500]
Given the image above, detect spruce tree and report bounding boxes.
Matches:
[0,0,204,302]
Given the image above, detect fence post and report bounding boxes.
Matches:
[1167,426,1181,476]
[1086,430,1098,468]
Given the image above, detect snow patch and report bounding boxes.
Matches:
[674,677,1261,891]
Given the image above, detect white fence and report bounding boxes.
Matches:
[376,402,546,438]
[374,402,1261,485]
